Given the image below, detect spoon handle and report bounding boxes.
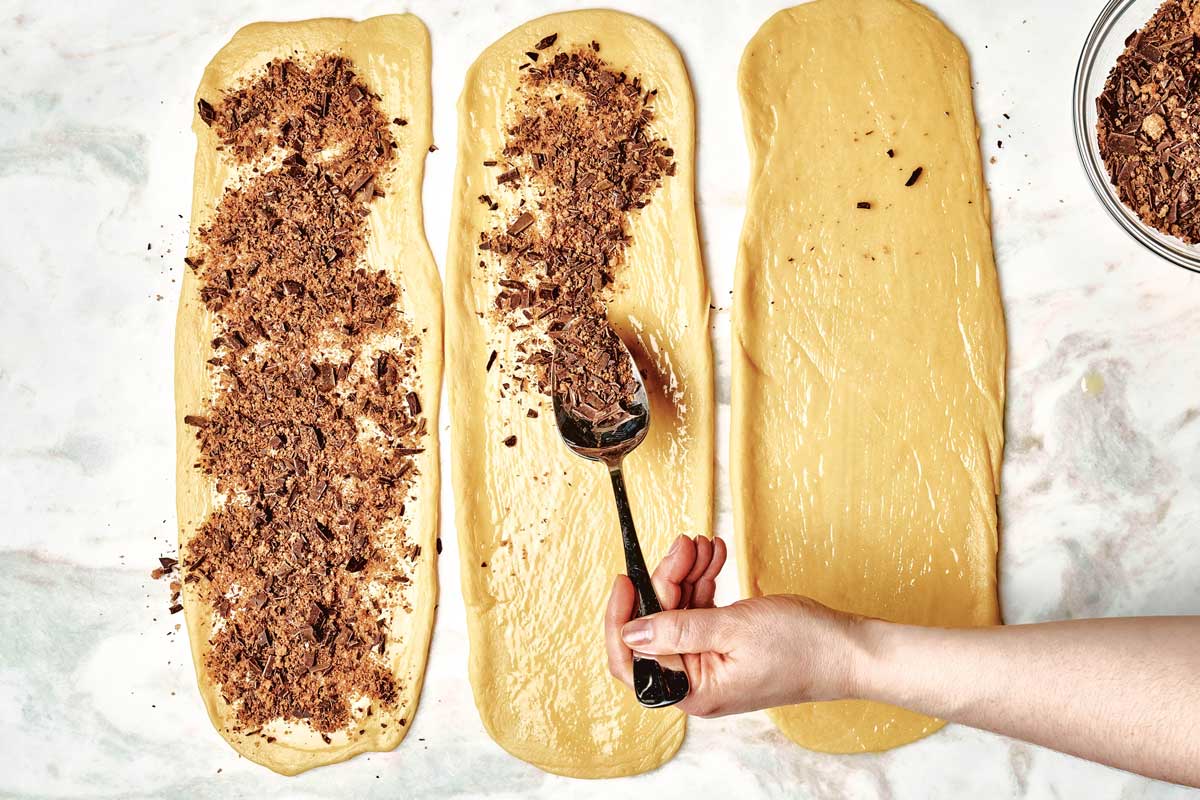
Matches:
[608,463,690,708]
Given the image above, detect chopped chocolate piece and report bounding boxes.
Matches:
[314,363,336,393]
[184,415,209,427]
[856,201,872,209]
[503,435,518,447]
[169,603,184,614]
[905,167,924,187]
[496,168,520,184]
[393,117,408,126]
[886,148,895,158]
[405,391,422,415]
[485,350,498,371]
[507,211,535,236]
[198,99,216,126]
[535,33,558,50]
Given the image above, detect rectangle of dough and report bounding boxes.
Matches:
[446,10,713,779]
[733,0,1005,753]
[175,15,441,775]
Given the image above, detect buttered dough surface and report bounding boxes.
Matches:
[176,15,441,775]
[733,0,1005,753]
[446,10,712,778]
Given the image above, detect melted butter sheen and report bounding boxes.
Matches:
[733,0,1006,753]
[447,10,713,779]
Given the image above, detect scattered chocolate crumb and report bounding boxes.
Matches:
[905,167,924,186]
[857,201,872,209]
[503,435,517,447]
[485,350,498,372]
[886,148,895,158]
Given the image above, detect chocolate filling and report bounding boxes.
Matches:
[477,43,675,423]
[183,55,424,735]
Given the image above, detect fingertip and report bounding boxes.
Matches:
[653,534,696,585]
[686,536,713,584]
[705,537,728,580]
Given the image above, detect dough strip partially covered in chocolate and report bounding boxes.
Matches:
[175,15,441,775]
[446,10,713,778]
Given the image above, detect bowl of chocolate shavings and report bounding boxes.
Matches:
[1075,0,1200,273]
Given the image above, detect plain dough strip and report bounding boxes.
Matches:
[175,15,441,775]
[732,0,1005,753]
[446,10,713,778]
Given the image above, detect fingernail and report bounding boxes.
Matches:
[622,619,652,646]
[667,536,683,556]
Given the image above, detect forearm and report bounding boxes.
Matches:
[849,616,1200,786]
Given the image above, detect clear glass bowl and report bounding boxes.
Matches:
[1073,0,1200,273]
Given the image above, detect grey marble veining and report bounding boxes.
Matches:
[1,0,1198,797]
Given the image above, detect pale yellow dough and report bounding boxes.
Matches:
[447,10,712,778]
[733,0,1005,753]
[175,15,441,775]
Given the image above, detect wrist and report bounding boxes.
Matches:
[840,615,892,701]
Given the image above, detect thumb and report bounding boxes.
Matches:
[620,607,733,655]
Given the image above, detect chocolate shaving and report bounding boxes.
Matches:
[198,99,216,126]
[507,211,535,236]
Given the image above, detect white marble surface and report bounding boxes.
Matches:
[1,0,1198,797]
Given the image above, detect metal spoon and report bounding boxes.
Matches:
[551,328,690,709]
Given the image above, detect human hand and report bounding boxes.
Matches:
[604,535,864,717]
